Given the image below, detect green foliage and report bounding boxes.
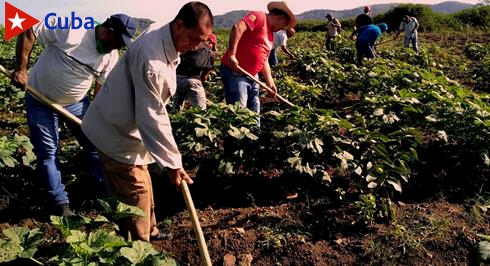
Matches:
[97,198,146,221]
[50,229,127,265]
[470,194,490,223]
[0,76,25,114]
[452,5,490,29]
[469,241,490,265]
[0,227,44,264]
[295,19,325,32]
[0,27,43,70]
[47,200,174,265]
[120,241,177,265]
[355,194,377,225]
[0,134,35,169]
[257,226,287,251]
[471,56,490,92]
[376,4,442,33]
[464,42,490,60]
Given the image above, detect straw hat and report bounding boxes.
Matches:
[267,1,297,29]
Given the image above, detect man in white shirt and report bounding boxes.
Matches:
[396,15,419,54]
[269,28,295,66]
[82,2,213,242]
[11,14,136,216]
[325,13,342,50]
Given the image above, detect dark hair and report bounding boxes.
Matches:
[173,2,213,28]
[355,13,373,28]
[269,8,291,22]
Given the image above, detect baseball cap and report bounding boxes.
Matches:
[106,14,136,47]
[378,23,388,32]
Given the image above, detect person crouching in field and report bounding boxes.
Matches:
[354,23,388,64]
[172,33,218,111]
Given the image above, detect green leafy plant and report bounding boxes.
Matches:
[0,227,44,264]
[0,134,35,168]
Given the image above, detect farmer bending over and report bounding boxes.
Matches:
[172,33,217,111]
[269,28,295,66]
[82,2,213,242]
[354,23,388,64]
[11,14,136,216]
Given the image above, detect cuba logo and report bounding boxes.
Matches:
[4,1,95,41]
[45,12,95,30]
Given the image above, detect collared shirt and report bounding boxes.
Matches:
[222,11,273,75]
[82,23,183,169]
[273,30,287,49]
[29,16,118,105]
[399,17,419,36]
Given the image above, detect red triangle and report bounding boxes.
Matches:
[4,2,40,42]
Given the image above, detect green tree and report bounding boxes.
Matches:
[375,4,442,32]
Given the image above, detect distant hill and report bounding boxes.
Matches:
[213,1,475,29]
[213,10,249,30]
[431,1,474,13]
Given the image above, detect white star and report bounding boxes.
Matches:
[9,12,26,30]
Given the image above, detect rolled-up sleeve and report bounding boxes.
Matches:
[131,60,182,169]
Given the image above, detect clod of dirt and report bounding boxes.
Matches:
[237,253,253,266]
[223,254,236,266]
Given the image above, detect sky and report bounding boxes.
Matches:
[1,0,480,25]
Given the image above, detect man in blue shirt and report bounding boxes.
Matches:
[354,23,388,64]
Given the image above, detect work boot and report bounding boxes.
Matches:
[58,203,76,217]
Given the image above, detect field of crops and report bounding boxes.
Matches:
[0,24,489,265]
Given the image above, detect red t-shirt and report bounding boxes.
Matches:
[222,11,273,75]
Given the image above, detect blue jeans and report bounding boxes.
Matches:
[356,40,375,63]
[26,93,106,205]
[220,64,260,114]
[404,32,418,53]
[268,48,278,66]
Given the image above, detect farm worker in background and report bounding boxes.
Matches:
[172,33,217,111]
[82,2,213,242]
[364,5,372,17]
[352,6,373,37]
[11,14,136,217]
[395,15,419,54]
[220,1,296,118]
[269,28,295,66]
[354,23,388,64]
[324,13,342,50]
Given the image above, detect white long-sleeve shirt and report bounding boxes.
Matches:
[399,17,419,37]
[29,16,118,105]
[82,22,183,169]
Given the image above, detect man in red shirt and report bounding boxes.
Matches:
[220,1,296,118]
